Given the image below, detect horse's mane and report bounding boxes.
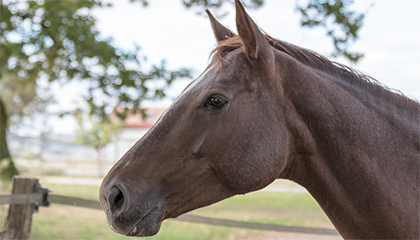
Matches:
[211,35,420,112]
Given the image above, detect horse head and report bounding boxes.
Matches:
[99,0,293,236]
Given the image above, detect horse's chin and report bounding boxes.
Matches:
[125,220,162,237]
[109,207,164,237]
[120,203,205,236]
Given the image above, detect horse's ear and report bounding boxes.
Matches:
[206,9,235,43]
[235,0,271,59]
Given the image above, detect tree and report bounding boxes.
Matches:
[74,109,120,177]
[0,99,17,180]
[132,0,366,62]
[297,0,367,63]
[0,0,368,179]
[0,0,191,179]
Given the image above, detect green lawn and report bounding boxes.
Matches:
[1,179,334,240]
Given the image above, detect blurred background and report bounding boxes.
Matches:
[0,0,419,239]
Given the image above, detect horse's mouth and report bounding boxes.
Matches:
[110,206,164,237]
[121,203,193,237]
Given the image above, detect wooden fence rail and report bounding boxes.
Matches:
[0,176,339,239]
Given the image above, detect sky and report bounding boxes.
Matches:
[49,0,419,134]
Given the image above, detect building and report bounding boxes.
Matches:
[105,108,166,163]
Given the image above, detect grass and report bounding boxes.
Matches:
[0,179,334,240]
[193,191,331,228]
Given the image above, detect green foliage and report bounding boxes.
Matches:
[0,155,18,180]
[73,109,121,151]
[0,0,369,177]
[130,0,264,11]
[0,73,54,128]
[297,0,367,62]
[0,0,191,170]
[0,0,191,120]
[73,107,122,176]
[131,0,368,63]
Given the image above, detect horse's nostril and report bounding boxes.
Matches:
[109,186,125,212]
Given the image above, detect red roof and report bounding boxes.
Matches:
[109,108,166,128]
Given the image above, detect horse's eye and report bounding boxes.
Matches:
[205,95,227,109]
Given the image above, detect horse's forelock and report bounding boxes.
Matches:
[210,36,244,69]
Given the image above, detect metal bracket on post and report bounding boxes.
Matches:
[33,183,50,213]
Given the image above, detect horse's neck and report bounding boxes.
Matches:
[281,68,420,239]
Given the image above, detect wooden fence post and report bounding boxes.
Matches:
[0,176,38,240]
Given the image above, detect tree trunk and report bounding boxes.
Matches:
[0,98,18,180]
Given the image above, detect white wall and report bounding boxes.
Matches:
[104,127,150,164]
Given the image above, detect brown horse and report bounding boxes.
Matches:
[99,1,420,238]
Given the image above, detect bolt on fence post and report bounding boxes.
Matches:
[0,176,39,240]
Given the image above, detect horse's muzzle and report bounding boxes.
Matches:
[99,183,165,237]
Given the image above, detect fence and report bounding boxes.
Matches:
[0,176,340,239]
[8,133,141,177]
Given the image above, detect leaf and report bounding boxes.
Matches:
[296,0,368,63]
[1,0,192,169]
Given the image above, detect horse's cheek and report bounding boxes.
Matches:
[214,139,284,193]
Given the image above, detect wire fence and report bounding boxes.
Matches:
[0,176,340,239]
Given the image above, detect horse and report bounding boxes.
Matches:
[99,1,420,238]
